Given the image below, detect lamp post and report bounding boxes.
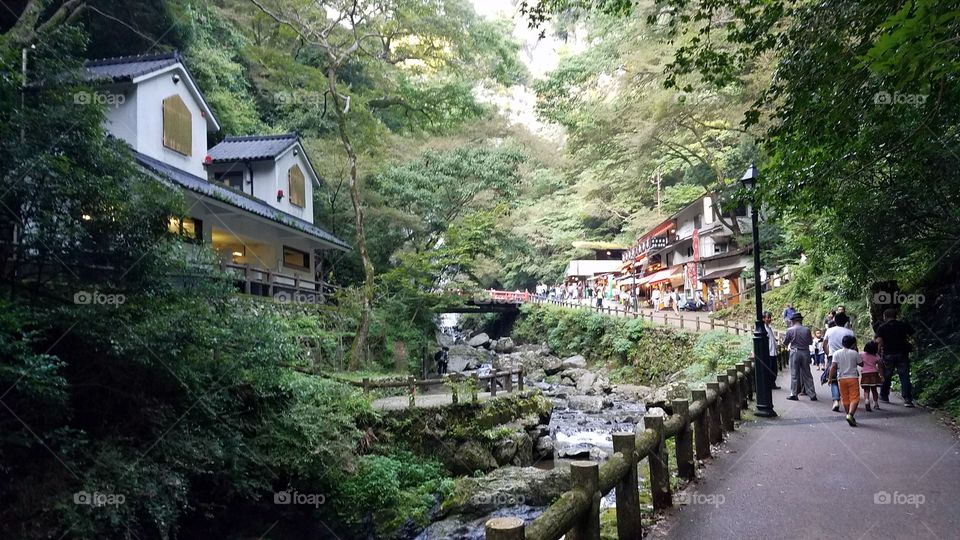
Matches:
[741,164,777,417]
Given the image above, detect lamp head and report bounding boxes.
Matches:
[740,163,758,189]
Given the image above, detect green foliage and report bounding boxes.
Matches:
[514,304,698,385]
[335,451,452,534]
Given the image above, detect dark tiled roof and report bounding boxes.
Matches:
[81,51,220,131]
[207,133,299,163]
[83,51,182,82]
[133,152,350,251]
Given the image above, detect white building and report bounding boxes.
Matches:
[83,51,349,301]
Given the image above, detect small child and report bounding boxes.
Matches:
[829,334,861,426]
[811,329,826,370]
[859,340,884,411]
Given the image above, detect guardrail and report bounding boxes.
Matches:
[531,297,780,338]
[328,368,525,407]
[483,352,786,539]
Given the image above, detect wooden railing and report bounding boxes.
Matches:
[220,262,337,304]
[531,297,782,338]
[328,368,525,408]
[483,353,782,539]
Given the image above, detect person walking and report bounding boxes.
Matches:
[762,311,782,389]
[811,329,826,370]
[875,308,915,407]
[824,313,854,412]
[860,340,884,411]
[652,287,662,312]
[782,304,797,326]
[783,313,817,400]
[671,287,680,314]
[829,335,861,426]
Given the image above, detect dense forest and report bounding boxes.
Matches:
[1,0,958,538]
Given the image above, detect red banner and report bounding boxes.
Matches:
[692,227,700,262]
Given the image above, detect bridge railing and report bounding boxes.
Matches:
[484,351,787,539]
[329,368,525,407]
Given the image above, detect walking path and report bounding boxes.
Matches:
[653,370,960,539]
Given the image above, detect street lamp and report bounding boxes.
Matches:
[741,164,777,417]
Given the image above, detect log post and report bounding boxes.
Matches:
[739,361,753,401]
[612,432,641,539]
[362,377,370,393]
[672,399,695,480]
[472,372,480,404]
[243,264,251,294]
[644,414,672,510]
[567,461,601,540]
[505,368,513,393]
[408,376,416,408]
[517,367,524,391]
[489,370,498,397]
[696,317,701,332]
[691,389,711,460]
[727,368,742,421]
[485,517,525,540]
[736,363,749,405]
[706,381,723,443]
[717,373,735,431]
[710,317,715,330]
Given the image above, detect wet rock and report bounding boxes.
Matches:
[543,358,564,375]
[494,438,518,465]
[561,354,587,369]
[534,435,554,460]
[447,344,487,372]
[567,395,604,413]
[468,333,491,348]
[440,466,569,518]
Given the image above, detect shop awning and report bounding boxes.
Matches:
[701,267,745,282]
[638,266,683,286]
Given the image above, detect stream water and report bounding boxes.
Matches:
[417,316,647,539]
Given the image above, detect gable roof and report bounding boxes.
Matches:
[82,51,220,132]
[207,133,299,163]
[133,151,350,252]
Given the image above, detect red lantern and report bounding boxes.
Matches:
[276,189,284,202]
[203,155,213,165]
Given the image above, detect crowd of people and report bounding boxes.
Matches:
[534,281,713,312]
[773,304,915,427]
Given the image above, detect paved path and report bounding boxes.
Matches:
[653,371,960,539]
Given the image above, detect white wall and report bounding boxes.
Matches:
[103,86,137,147]
[133,68,209,178]
[248,147,315,224]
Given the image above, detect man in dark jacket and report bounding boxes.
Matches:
[875,308,915,407]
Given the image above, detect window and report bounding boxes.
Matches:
[214,171,244,191]
[162,95,192,156]
[288,165,305,208]
[714,242,729,254]
[168,216,202,243]
[694,214,702,229]
[282,246,310,270]
[686,246,694,257]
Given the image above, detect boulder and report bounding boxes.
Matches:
[561,354,587,369]
[446,344,487,372]
[543,358,565,375]
[534,435,554,460]
[441,466,570,518]
[494,337,515,353]
[576,371,598,394]
[467,332,491,348]
[452,440,497,475]
[493,438,518,465]
[613,384,654,400]
[567,395,604,413]
[435,330,456,348]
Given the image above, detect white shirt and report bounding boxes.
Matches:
[764,324,776,356]
[824,326,854,357]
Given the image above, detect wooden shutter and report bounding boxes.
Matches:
[288,165,305,208]
[162,95,192,156]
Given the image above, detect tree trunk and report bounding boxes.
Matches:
[327,67,375,370]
